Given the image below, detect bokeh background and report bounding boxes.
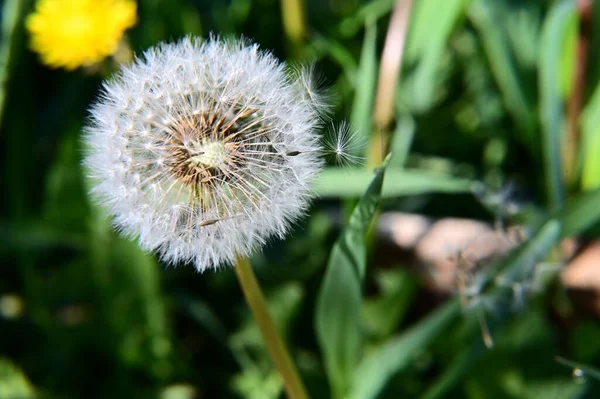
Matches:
[2,0,600,398]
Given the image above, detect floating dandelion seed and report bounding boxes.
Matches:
[323,121,365,166]
[84,36,330,271]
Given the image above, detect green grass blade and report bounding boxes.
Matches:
[483,220,561,308]
[314,167,473,198]
[389,114,415,167]
[0,0,26,127]
[580,81,600,190]
[406,0,471,111]
[469,0,535,134]
[309,34,358,81]
[555,187,600,238]
[420,344,486,399]
[538,0,574,211]
[315,155,390,399]
[407,0,469,58]
[555,357,600,381]
[351,19,378,157]
[349,299,461,399]
[339,0,396,37]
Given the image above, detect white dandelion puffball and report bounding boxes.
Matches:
[84,36,325,271]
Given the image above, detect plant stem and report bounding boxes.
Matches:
[565,0,592,187]
[281,0,306,57]
[234,256,309,399]
[367,0,413,167]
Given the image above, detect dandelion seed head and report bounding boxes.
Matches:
[84,36,326,271]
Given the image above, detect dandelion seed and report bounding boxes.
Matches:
[296,63,333,113]
[322,122,365,166]
[26,0,137,70]
[84,36,329,271]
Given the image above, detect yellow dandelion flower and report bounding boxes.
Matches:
[26,0,137,70]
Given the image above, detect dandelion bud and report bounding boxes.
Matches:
[84,37,326,270]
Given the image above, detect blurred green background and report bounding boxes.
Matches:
[2,0,600,398]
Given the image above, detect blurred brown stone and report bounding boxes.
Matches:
[561,241,600,317]
[377,212,523,292]
[377,212,430,249]
[377,212,600,318]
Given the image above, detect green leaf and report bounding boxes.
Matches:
[315,155,390,399]
[349,299,461,399]
[0,358,35,399]
[314,167,473,198]
[538,0,574,211]
[361,270,418,339]
[351,19,378,158]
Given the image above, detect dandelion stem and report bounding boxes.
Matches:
[234,256,310,399]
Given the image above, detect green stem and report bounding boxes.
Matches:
[234,256,309,399]
[281,0,306,56]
